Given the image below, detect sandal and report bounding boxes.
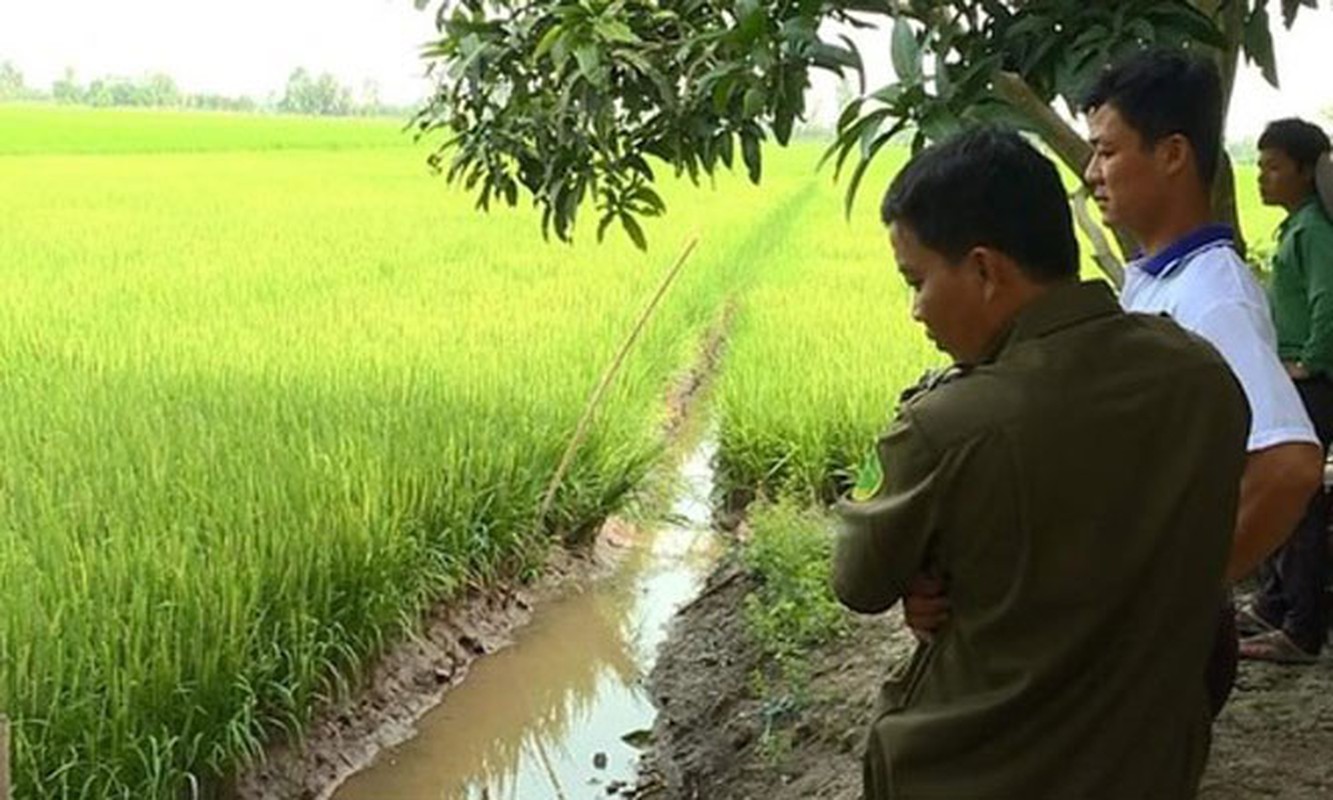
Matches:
[1234,602,1279,638]
[1238,629,1318,665]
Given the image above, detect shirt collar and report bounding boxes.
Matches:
[986,281,1122,362]
[1280,195,1321,236]
[1135,223,1235,278]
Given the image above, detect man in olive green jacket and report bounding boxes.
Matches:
[834,128,1249,798]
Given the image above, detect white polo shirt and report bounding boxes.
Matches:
[1120,224,1317,452]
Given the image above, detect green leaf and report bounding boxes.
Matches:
[1003,13,1054,41]
[596,211,616,242]
[594,18,640,44]
[718,132,734,169]
[840,34,867,94]
[773,107,795,146]
[1149,4,1227,49]
[534,25,564,59]
[844,120,905,219]
[632,185,666,215]
[1244,4,1279,88]
[620,211,647,250]
[741,129,762,183]
[575,44,603,83]
[891,18,922,84]
[743,86,765,116]
[830,107,891,178]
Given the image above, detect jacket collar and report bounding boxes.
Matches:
[986,280,1122,363]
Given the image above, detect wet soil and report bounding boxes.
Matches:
[640,558,1333,800]
[234,530,628,800]
[236,310,734,799]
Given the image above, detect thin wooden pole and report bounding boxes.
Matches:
[535,236,699,534]
[1,714,11,800]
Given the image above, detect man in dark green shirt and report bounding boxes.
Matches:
[1240,118,1333,662]
[834,128,1250,798]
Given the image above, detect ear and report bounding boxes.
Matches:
[967,246,1010,300]
[1158,133,1193,178]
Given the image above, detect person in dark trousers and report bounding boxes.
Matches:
[901,49,1325,709]
[833,127,1249,799]
[1239,117,1333,663]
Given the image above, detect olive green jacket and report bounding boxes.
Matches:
[834,281,1249,799]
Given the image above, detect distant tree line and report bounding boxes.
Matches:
[0,59,413,117]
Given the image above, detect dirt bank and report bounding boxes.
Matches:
[640,558,1333,799]
[236,310,733,799]
[233,529,629,799]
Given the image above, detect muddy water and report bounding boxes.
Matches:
[334,440,720,800]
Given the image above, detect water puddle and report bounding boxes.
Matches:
[333,439,720,800]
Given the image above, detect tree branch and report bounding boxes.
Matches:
[991,70,1133,281]
[991,70,1091,176]
[1071,187,1125,289]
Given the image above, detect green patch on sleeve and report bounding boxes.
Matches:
[849,449,884,502]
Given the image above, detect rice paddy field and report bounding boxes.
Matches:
[0,102,1280,798]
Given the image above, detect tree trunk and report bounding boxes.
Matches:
[1212,150,1248,258]
[992,71,1136,285]
[1199,0,1249,257]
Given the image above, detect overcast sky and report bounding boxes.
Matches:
[1,1,1329,138]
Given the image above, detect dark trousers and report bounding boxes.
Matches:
[1253,376,1333,654]
[1206,604,1238,715]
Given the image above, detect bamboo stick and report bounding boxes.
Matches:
[535,236,699,535]
[1,714,10,800]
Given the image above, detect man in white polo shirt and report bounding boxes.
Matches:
[1083,50,1324,693]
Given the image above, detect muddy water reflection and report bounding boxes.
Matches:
[334,441,718,800]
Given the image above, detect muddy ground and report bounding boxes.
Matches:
[233,529,630,800]
[234,313,732,799]
[639,560,1333,800]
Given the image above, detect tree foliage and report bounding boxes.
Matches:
[279,68,355,116]
[415,0,1327,250]
[0,60,30,101]
[36,66,402,116]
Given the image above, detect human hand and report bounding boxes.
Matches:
[903,573,950,641]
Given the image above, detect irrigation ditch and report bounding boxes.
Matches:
[232,238,733,799]
[221,217,1333,798]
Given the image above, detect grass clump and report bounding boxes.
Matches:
[741,498,849,753]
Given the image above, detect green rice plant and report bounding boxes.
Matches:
[0,102,411,155]
[715,149,1285,506]
[0,106,823,798]
[714,146,940,503]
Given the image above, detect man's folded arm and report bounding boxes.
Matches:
[833,409,944,614]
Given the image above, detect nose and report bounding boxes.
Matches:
[1083,155,1101,187]
[911,295,924,322]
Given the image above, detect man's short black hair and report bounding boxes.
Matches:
[1081,48,1223,185]
[1258,118,1331,171]
[880,127,1079,283]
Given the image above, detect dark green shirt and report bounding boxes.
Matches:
[1269,196,1333,375]
[834,281,1249,799]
